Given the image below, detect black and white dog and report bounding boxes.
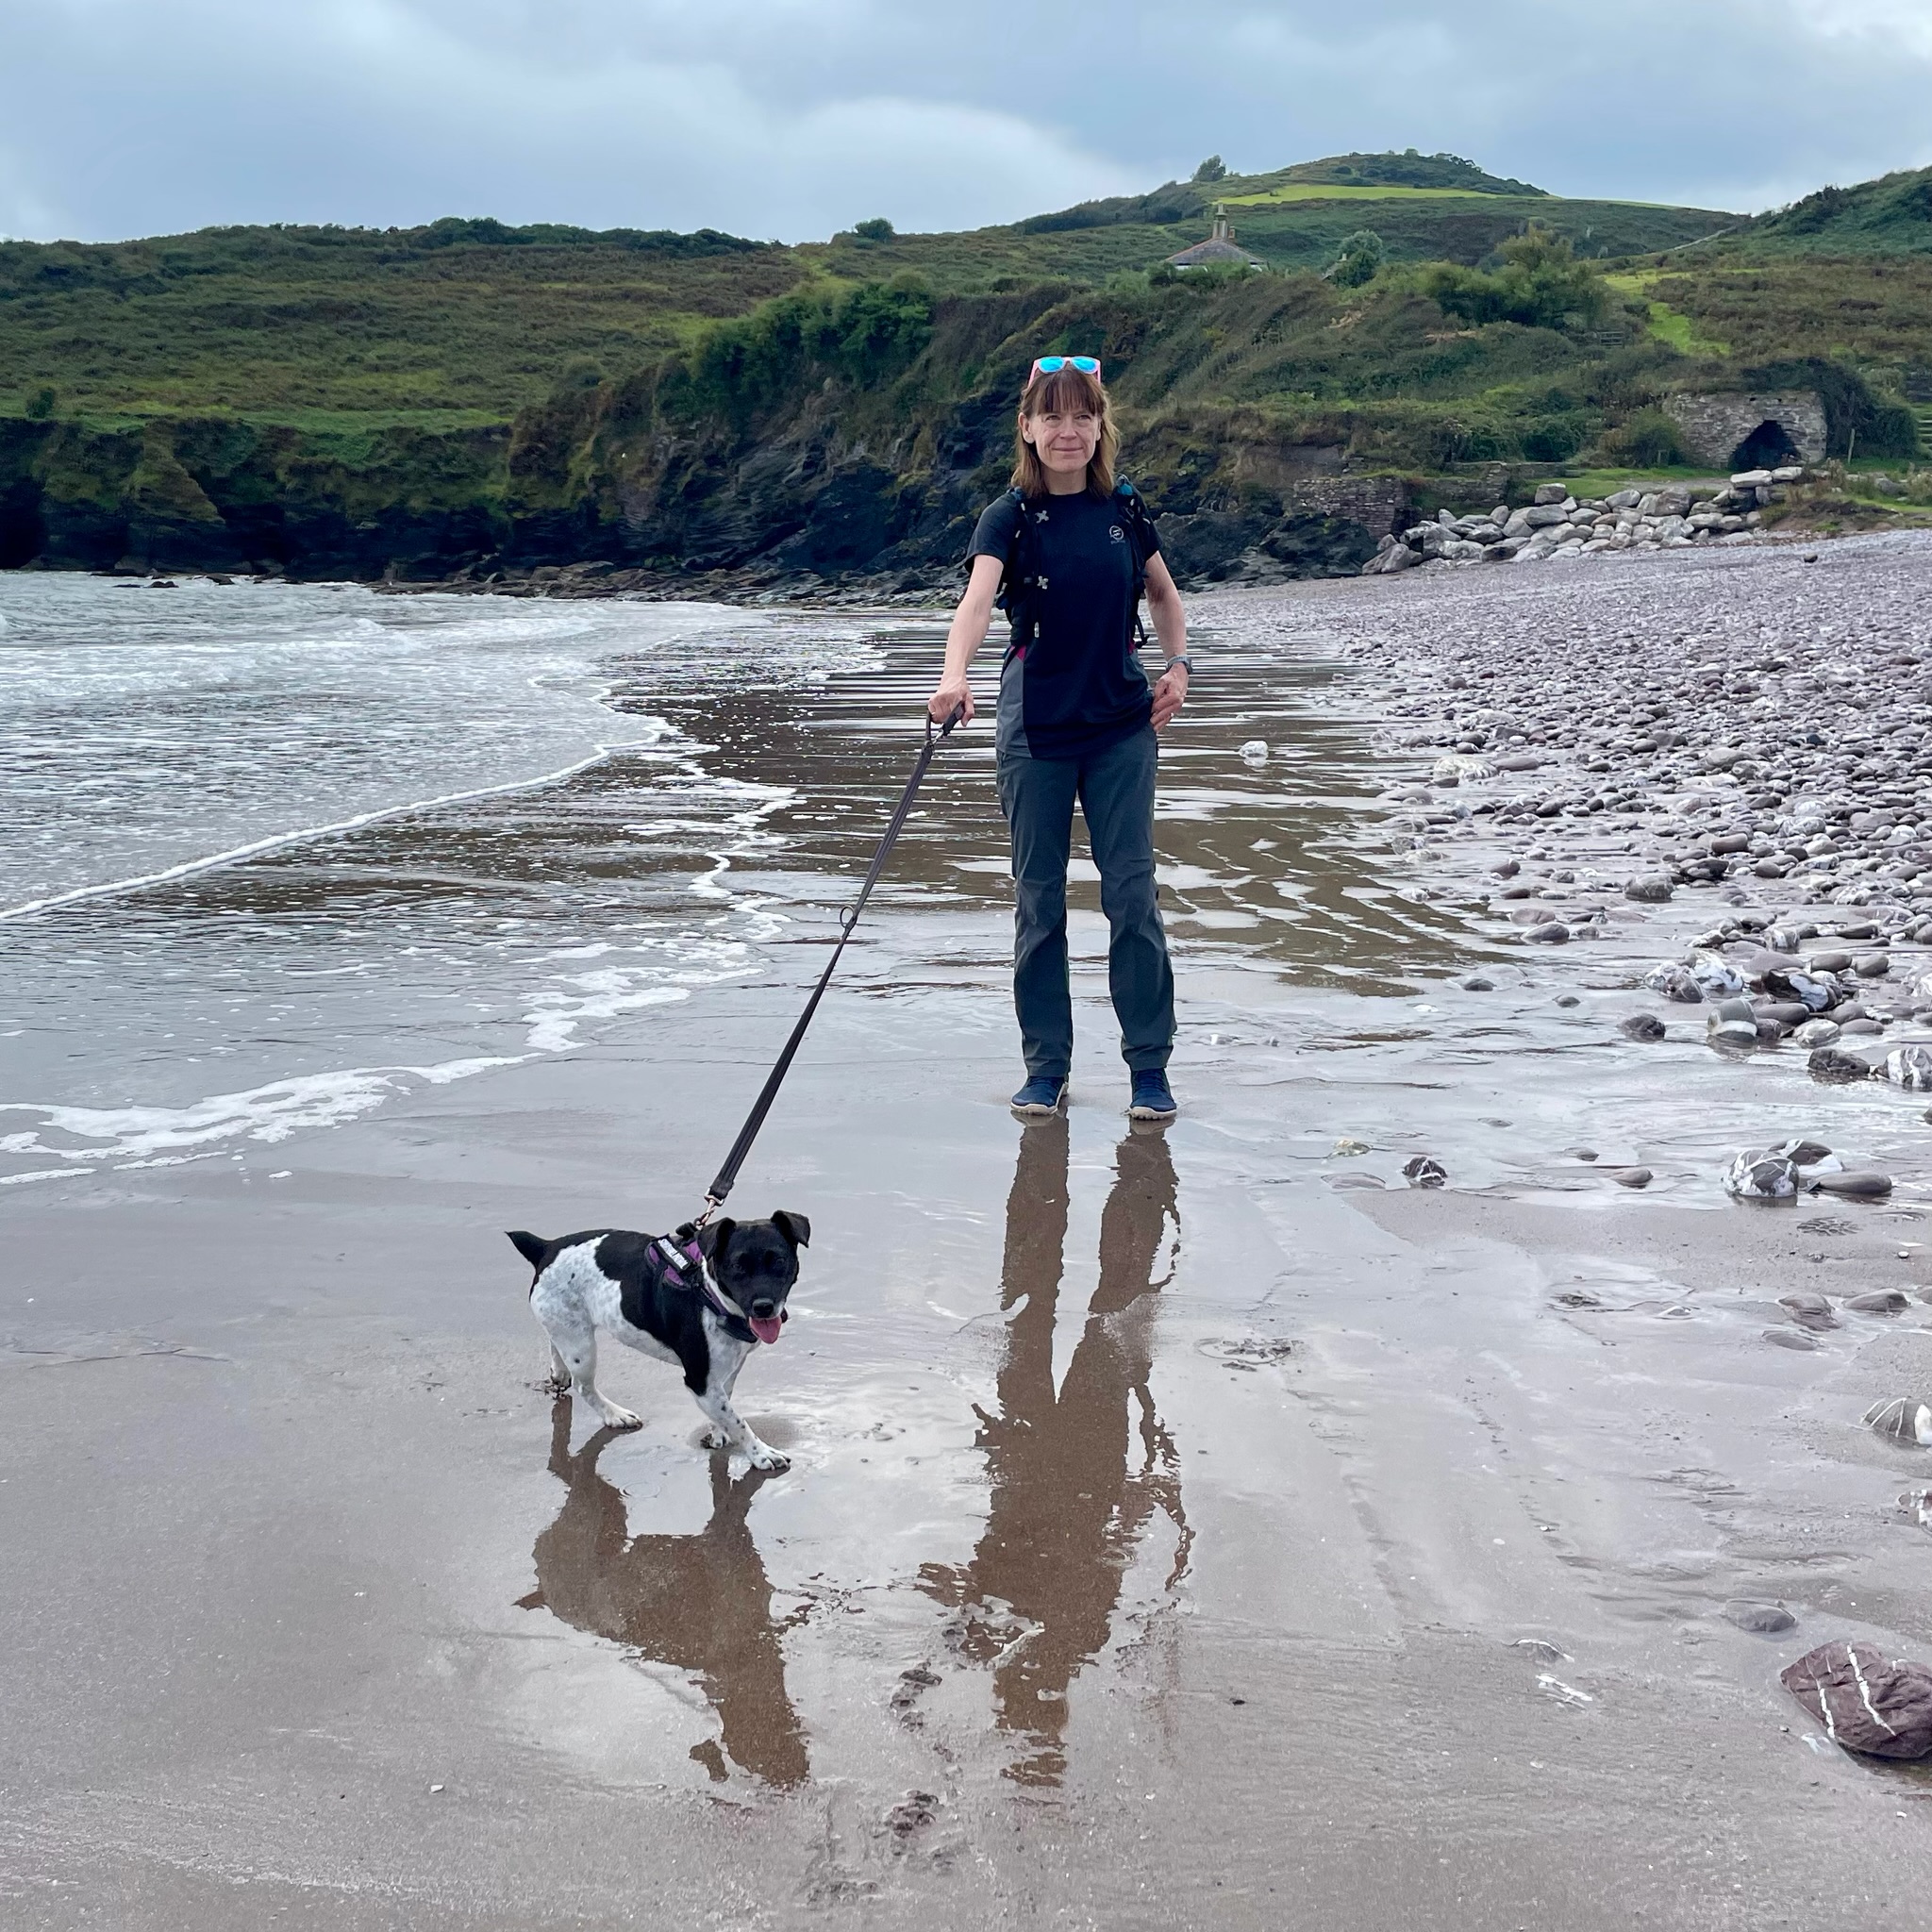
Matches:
[508,1213,808,1472]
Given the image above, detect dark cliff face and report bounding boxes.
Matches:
[0,405,1398,591]
[0,416,513,579]
[0,281,1411,590]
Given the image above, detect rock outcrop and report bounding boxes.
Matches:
[1362,468,1809,576]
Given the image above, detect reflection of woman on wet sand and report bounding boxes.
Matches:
[520,1404,808,1786]
[919,1121,1191,1786]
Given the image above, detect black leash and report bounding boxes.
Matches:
[696,704,963,1219]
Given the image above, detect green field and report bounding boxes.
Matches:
[1222,185,1525,206]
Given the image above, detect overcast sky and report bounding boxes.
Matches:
[6,0,1930,243]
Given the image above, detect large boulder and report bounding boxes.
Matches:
[1258,512,1381,578]
[1781,1641,1932,1757]
[1156,508,1274,584]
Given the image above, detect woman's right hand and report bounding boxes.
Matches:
[928,675,974,727]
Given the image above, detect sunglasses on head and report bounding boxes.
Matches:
[1029,355,1101,380]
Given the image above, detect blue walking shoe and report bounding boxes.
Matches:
[1010,1074,1068,1117]
[1127,1069,1177,1122]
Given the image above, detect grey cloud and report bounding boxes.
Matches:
[5,0,1931,242]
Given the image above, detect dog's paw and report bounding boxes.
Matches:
[602,1406,644,1431]
[698,1427,729,1450]
[542,1375,573,1399]
[748,1445,791,1473]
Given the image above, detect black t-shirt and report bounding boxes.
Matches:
[969,487,1159,761]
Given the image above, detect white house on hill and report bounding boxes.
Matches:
[1167,207,1265,271]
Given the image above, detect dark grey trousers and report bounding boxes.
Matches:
[995,725,1175,1080]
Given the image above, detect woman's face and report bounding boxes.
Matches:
[1020,399,1101,481]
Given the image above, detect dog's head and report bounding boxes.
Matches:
[697,1210,809,1345]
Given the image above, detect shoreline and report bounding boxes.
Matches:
[12,495,1926,617]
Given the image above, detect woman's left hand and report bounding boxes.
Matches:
[1152,661,1188,731]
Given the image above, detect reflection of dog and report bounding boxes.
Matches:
[520,1407,809,1786]
[508,1213,808,1471]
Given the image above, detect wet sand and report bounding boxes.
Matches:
[8,550,1932,1927]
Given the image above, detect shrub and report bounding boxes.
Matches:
[670,275,936,425]
[1423,228,1609,332]
[1326,230,1385,289]
[24,384,56,419]
[1598,408,1689,466]
[1192,156,1227,184]
[853,218,895,242]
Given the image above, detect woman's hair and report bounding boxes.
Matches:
[1010,362,1117,500]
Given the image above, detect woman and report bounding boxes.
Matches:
[927,356,1191,1121]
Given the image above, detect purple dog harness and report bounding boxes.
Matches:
[654,1231,758,1338]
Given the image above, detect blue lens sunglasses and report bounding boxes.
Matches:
[1029,355,1101,379]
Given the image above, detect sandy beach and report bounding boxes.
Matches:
[8,546,1932,1928]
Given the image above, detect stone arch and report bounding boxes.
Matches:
[1729,418,1800,472]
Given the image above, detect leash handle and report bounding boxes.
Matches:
[702,706,958,1208]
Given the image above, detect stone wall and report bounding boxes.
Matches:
[1662,391,1827,468]
[1283,474,1410,536]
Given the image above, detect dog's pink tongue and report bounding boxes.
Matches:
[750,1314,783,1346]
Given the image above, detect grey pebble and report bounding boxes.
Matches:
[1807,1047,1872,1084]
[1723,1600,1797,1635]
[1778,1291,1839,1333]
[1762,1328,1820,1351]
[1846,1290,1909,1314]
[1611,1167,1654,1189]
[1812,1172,1893,1198]
[1620,1014,1668,1041]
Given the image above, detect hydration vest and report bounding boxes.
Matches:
[994,476,1158,662]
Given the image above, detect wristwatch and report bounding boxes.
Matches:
[1165,654,1193,675]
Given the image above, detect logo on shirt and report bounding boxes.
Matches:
[1108,525,1125,542]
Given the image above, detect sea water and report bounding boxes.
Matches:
[0,573,1476,1191]
[0,575,893,1185]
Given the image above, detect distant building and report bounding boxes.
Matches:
[1661,391,1826,470]
[1166,206,1264,272]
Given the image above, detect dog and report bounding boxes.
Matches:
[508,1212,808,1472]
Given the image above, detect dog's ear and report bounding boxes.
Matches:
[696,1217,735,1261]
[773,1210,810,1250]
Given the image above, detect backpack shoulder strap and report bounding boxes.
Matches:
[994,487,1037,630]
[1113,477,1155,605]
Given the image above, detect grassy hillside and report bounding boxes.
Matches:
[4,149,1931,585]
[1242,151,1548,195]
[0,158,1735,425]
[1745,166,1932,255]
[807,193,1725,292]
[0,220,806,421]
